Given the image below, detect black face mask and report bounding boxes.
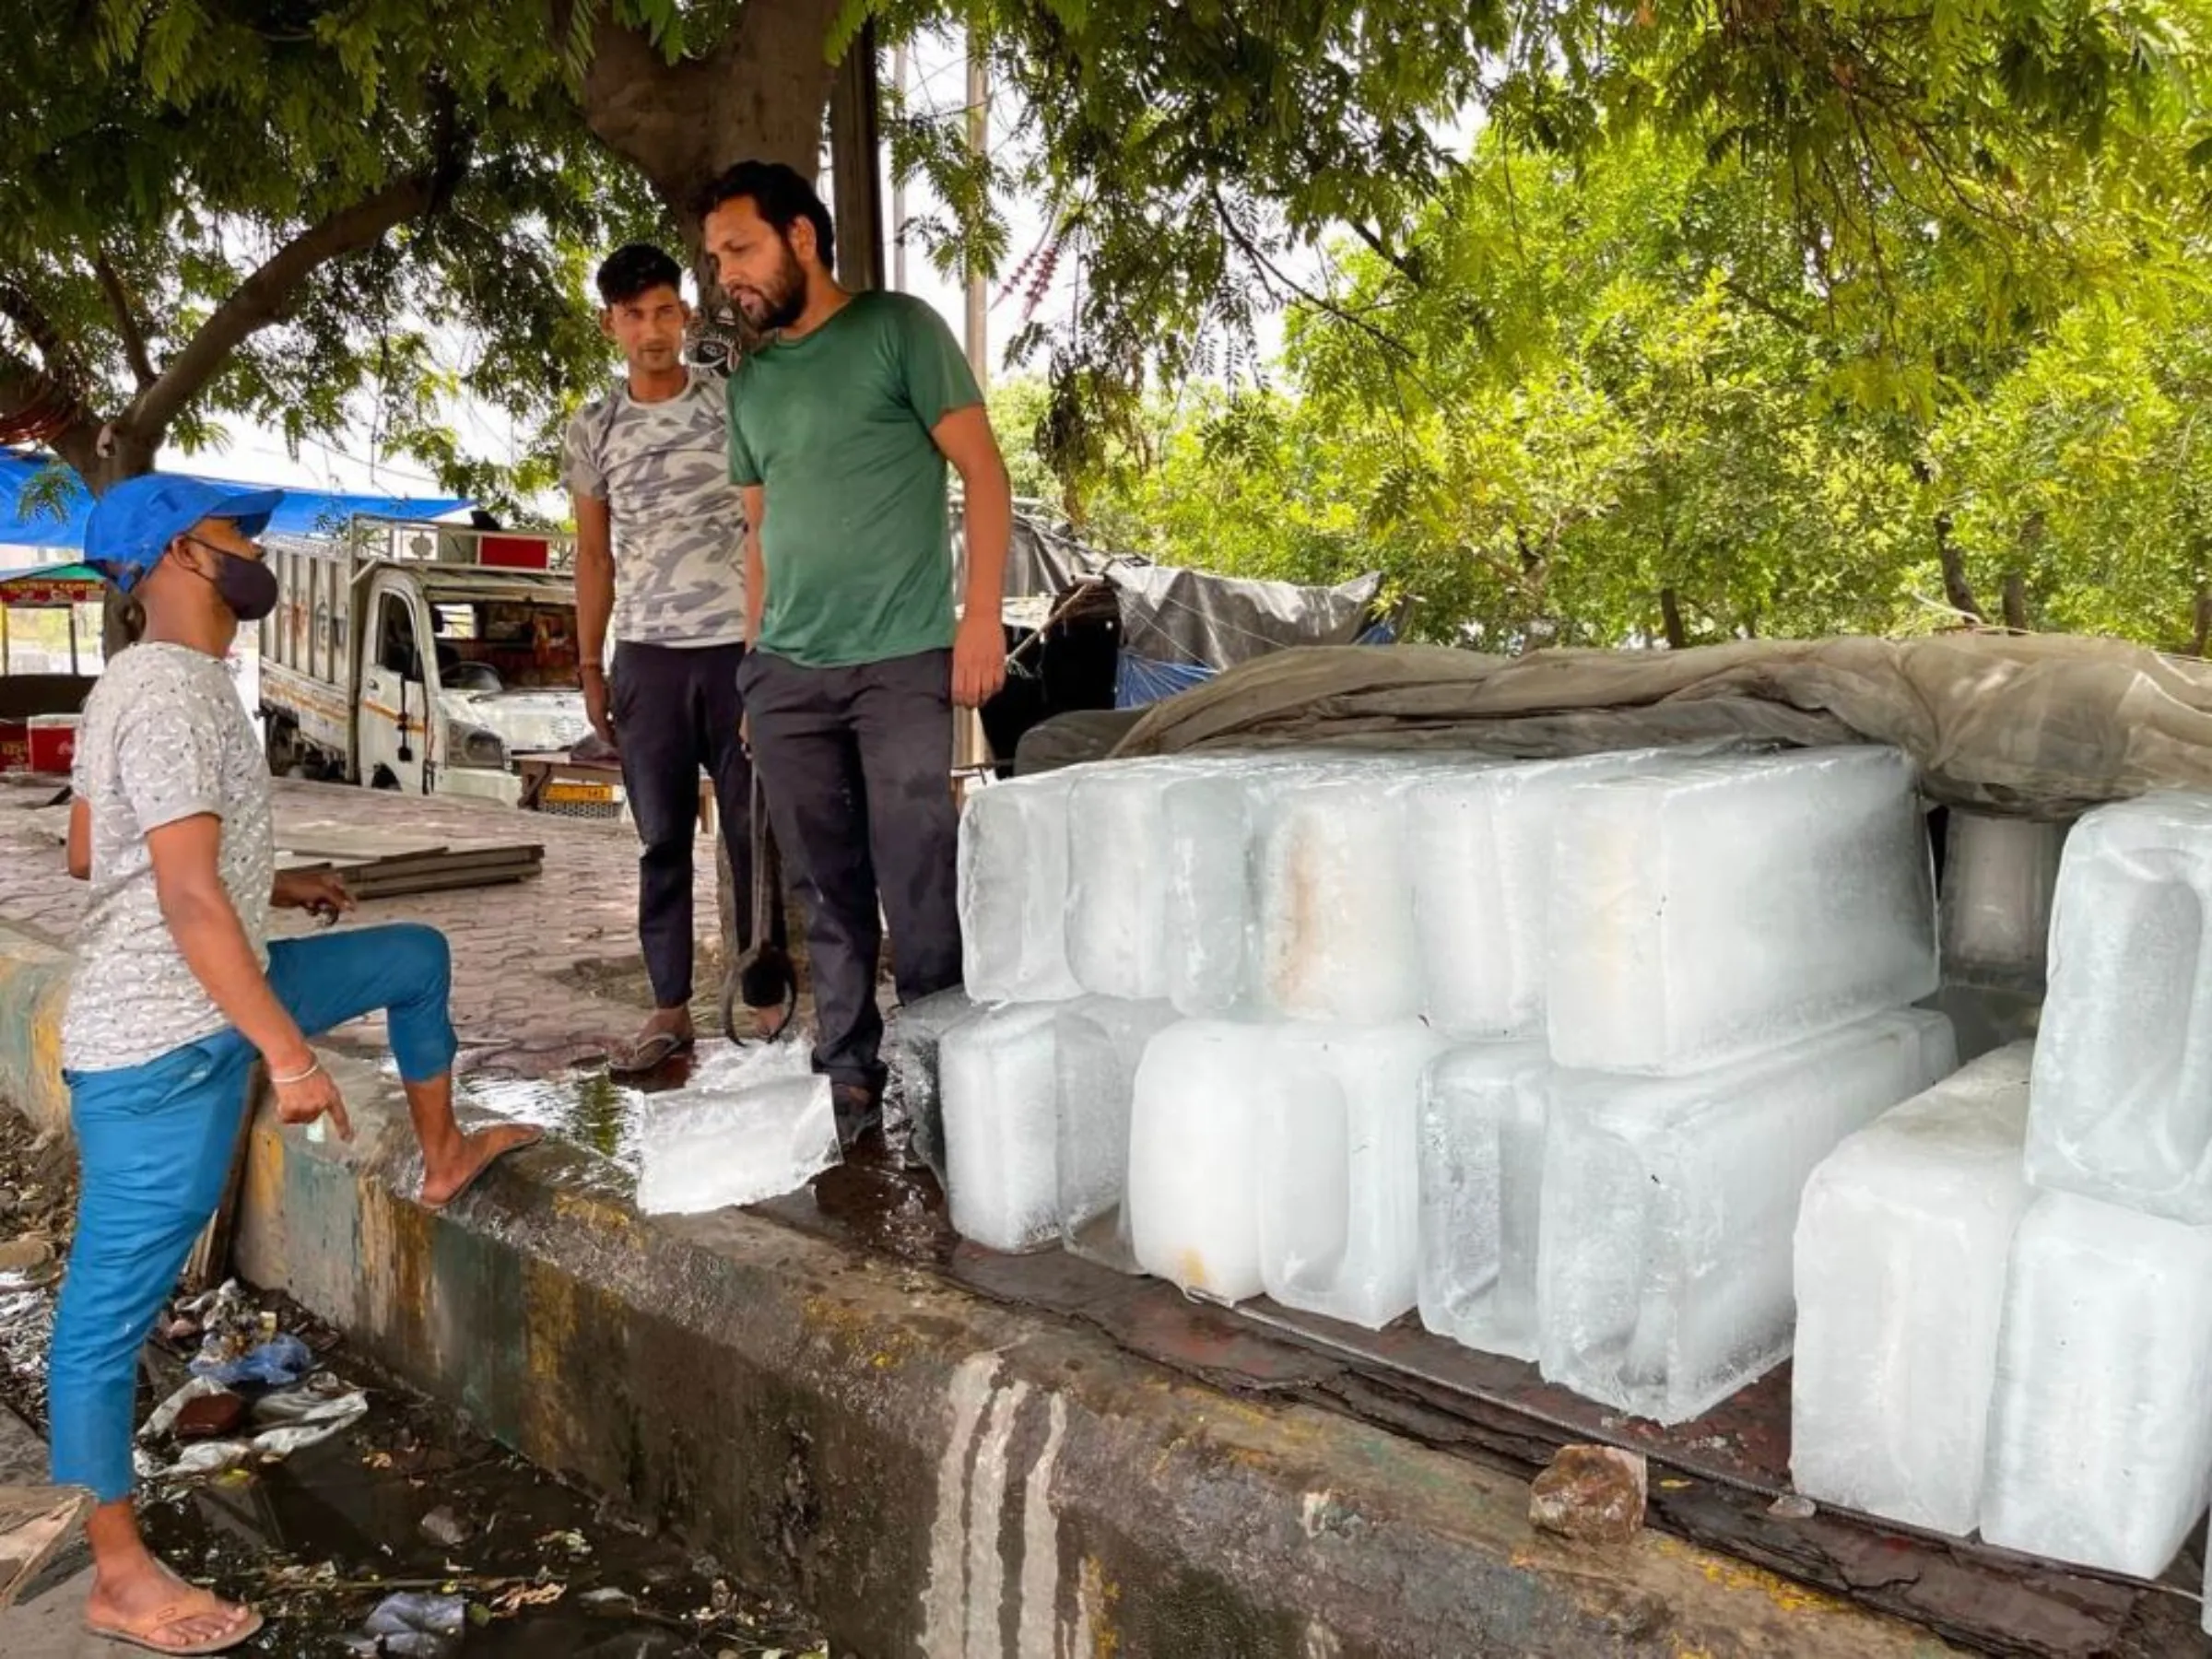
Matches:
[184,538,279,623]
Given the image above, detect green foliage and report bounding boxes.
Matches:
[1047,124,2212,653]
[1,0,655,501]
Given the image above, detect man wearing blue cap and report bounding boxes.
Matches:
[54,475,540,1653]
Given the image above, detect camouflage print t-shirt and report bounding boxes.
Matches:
[64,642,276,1073]
[561,371,749,647]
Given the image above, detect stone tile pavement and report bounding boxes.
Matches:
[0,775,735,1077]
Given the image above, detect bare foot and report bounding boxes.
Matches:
[420,1123,544,1209]
[86,1558,257,1652]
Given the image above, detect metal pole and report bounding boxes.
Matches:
[828,20,886,293]
[67,606,78,674]
[891,43,909,294]
[964,35,989,393]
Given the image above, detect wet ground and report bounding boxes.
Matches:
[0,1111,826,1659]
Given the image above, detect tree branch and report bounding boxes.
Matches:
[92,251,158,390]
[0,347,102,471]
[0,283,79,383]
[1207,185,1420,371]
[121,96,473,445]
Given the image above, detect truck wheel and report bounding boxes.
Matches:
[265,719,300,774]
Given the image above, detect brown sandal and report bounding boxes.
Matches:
[85,1585,265,1653]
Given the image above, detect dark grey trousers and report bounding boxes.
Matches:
[610,640,781,1009]
[737,647,962,1097]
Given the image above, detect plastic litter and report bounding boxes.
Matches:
[345,1591,468,1658]
[191,1332,313,1388]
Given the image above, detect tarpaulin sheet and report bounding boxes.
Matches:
[0,451,468,553]
[985,511,1384,673]
[1112,632,2212,817]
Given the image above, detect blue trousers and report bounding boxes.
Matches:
[50,924,457,1501]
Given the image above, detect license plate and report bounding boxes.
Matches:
[544,781,615,806]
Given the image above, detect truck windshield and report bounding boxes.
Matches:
[427,599,581,691]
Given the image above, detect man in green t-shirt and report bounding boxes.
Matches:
[702,159,1012,1147]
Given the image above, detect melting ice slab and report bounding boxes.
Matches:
[1547,746,1938,1076]
[636,1074,839,1217]
[1538,1008,1956,1424]
[1981,1191,2212,1577]
[2026,793,2212,1223]
[1055,997,1181,1273]
[1791,1042,2035,1536]
[958,769,1083,1003]
[1256,1022,1453,1329]
[1417,1042,1551,1359]
[883,988,981,1182]
[1938,811,2067,993]
[1128,1021,1296,1303]
[941,1003,1064,1252]
[1407,751,1675,1040]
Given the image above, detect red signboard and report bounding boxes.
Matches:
[477,535,552,571]
[0,575,102,607]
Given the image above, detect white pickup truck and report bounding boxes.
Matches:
[257,520,607,812]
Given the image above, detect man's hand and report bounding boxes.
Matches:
[582,665,618,749]
[273,1062,353,1142]
[952,609,1007,710]
[272,870,355,920]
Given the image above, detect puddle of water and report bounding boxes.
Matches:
[458,1070,655,1173]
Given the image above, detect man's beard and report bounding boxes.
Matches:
[741,241,807,333]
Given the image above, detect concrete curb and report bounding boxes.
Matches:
[0,925,71,1141]
[229,1064,1956,1659]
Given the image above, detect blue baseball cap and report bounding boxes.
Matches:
[83,474,285,593]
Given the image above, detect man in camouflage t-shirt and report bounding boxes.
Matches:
[564,244,782,1070]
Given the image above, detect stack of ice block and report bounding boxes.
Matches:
[1983,794,2212,1588]
[1790,1043,2036,1535]
[1939,812,2067,994]
[1527,746,1949,1421]
[954,747,1487,1289]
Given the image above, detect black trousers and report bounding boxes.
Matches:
[738,647,962,1094]
[610,640,782,1010]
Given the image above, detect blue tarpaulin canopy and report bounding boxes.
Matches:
[0,450,469,553]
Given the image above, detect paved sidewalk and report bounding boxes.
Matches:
[0,774,732,1077]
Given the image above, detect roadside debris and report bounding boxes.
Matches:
[1529,1443,1649,1544]
[347,1590,467,1657]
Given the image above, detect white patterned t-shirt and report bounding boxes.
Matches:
[64,643,276,1072]
[561,371,749,648]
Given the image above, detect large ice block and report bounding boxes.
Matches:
[2025,794,2212,1223]
[1938,811,2067,993]
[1791,1042,2035,1535]
[1055,996,1181,1273]
[1538,1008,1957,1424]
[1256,1022,1453,1328]
[958,770,1083,1003]
[1065,759,1207,1000]
[1128,1020,1308,1302]
[1416,1042,1552,1359]
[1547,746,1938,1076]
[1254,760,1484,1024]
[636,1076,839,1217]
[1981,1191,2212,1576]
[940,1002,1064,1252]
[883,988,981,1182]
[1409,751,1676,1040]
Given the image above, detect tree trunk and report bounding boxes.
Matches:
[573,0,847,249]
[1658,586,1688,649]
[2001,571,2030,634]
[2192,579,2211,658]
[1933,508,1982,623]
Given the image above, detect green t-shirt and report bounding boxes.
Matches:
[726,290,982,668]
